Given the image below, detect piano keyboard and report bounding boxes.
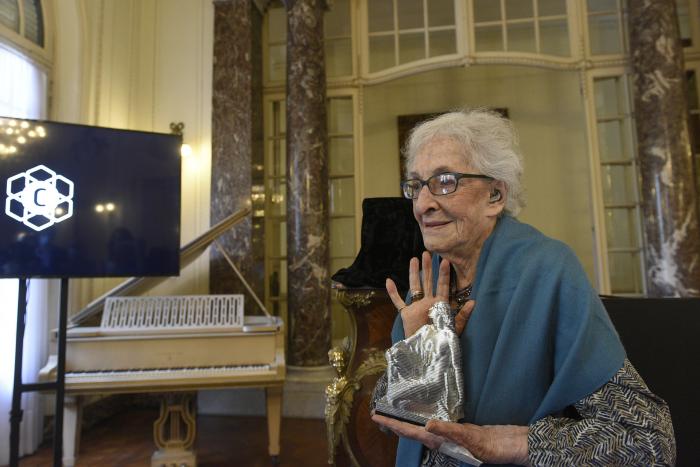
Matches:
[66,364,272,383]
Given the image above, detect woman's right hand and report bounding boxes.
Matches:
[386,251,475,338]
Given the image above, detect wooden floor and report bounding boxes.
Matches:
[17,409,328,467]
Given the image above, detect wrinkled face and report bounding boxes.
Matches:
[408,136,502,258]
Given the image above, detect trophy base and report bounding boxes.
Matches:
[374,402,429,426]
[374,403,483,467]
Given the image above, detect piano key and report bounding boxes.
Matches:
[66,363,274,382]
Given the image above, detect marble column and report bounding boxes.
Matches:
[210,0,265,299]
[628,0,700,296]
[285,0,331,366]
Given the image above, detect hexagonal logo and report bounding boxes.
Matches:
[5,165,74,231]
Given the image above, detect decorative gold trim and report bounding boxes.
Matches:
[325,344,355,465]
[335,289,376,308]
[325,343,387,466]
[354,349,386,380]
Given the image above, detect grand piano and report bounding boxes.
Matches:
[40,207,285,467]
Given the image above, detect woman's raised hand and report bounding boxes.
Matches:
[386,251,475,337]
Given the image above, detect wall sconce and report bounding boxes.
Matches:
[169,121,192,158]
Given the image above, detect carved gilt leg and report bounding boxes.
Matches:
[151,392,197,467]
[325,342,388,467]
[325,345,350,466]
[62,395,82,467]
[265,385,282,462]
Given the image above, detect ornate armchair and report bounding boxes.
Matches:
[325,288,397,467]
[326,197,423,466]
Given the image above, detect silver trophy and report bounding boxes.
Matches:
[375,301,482,465]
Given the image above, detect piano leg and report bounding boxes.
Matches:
[265,385,282,462]
[62,395,82,467]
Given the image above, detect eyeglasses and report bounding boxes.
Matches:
[401,172,494,199]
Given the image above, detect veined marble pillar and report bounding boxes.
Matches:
[210,0,265,299]
[628,0,700,296]
[285,0,331,366]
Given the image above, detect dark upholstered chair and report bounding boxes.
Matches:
[603,296,699,466]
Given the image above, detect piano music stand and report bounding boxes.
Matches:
[9,277,69,467]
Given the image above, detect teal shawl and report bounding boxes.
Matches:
[391,216,626,467]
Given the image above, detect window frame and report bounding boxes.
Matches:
[582,67,646,295]
[685,59,700,204]
[0,0,53,71]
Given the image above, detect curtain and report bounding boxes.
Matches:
[0,43,50,465]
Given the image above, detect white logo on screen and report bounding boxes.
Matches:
[5,165,74,231]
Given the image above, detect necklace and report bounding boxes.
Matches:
[452,283,473,309]
[449,268,473,312]
[450,269,472,315]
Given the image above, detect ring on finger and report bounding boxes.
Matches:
[410,290,425,301]
[397,305,407,314]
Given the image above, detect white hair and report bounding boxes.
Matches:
[404,108,525,216]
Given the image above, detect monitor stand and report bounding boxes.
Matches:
[9,277,69,467]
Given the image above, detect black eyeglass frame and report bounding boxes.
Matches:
[401,172,495,199]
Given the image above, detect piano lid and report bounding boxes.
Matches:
[69,207,251,328]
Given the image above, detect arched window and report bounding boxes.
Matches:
[0,0,44,47]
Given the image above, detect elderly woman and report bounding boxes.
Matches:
[371,109,675,466]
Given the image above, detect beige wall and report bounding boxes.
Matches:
[50,0,214,313]
[361,65,597,281]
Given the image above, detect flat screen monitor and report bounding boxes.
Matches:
[0,117,181,278]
